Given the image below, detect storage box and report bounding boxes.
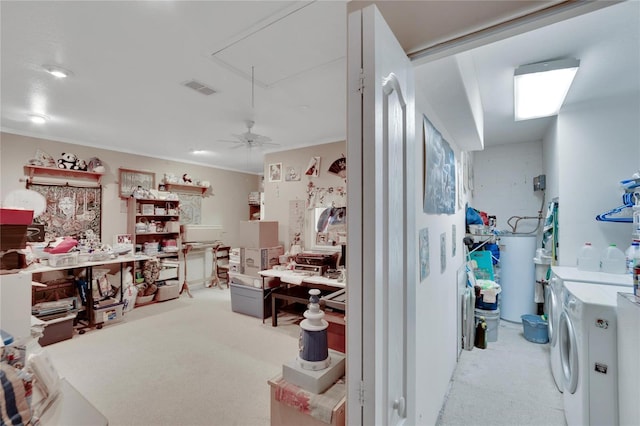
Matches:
[228,261,243,273]
[158,265,178,281]
[230,283,273,319]
[244,246,284,271]
[91,301,124,325]
[49,252,79,267]
[155,281,180,302]
[238,221,279,248]
[0,208,34,225]
[39,313,76,346]
[229,272,262,288]
[0,225,28,250]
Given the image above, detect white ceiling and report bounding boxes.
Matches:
[1,1,638,174]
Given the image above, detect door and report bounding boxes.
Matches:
[347,5,415,425]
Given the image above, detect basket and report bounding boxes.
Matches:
[135,294,155,306]
[521,314,549,344]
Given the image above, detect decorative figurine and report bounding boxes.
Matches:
[297,289,330,370]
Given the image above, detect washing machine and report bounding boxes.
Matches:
[617,292,640,426]
[548,265,633,395]
[558,281,628,426]
[546,274,564,392]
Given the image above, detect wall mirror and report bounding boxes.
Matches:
[306,206,346,251]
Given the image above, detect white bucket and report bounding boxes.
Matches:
[475,308,500,342]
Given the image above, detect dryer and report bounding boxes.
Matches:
[546,274,564,392]
[549,266,633,395]
[559,281,628,426]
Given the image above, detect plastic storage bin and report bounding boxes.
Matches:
[521,314,549,343]
[475,308,500,342]
[474,280,501,310]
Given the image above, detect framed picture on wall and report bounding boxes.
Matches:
[285,166,301,181]
[268,163,282,182]
[119,168,155,198]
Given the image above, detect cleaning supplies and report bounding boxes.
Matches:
[577,242,600,272]
[601,244,626,274]
[625,241,640,274]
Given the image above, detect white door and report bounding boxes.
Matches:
[347,5,415,425]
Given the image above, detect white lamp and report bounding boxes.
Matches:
[514,58,580,121]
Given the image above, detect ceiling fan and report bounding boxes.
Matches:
[218,120,280,149]
[217,66,280,150]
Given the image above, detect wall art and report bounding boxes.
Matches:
[423,115,456,215]
[28,183,102,240]
[419,227,429,281]
[268,163,282,182]
[119,168,155,198]
[304,156,320,177]
[178,194,201,225]
[327,155,346,179]
[285,166,301,181]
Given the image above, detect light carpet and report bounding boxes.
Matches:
[437,320,565,426]
[44,287,299,426]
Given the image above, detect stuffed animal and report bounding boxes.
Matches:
[182,173,193,184]
[58,153,78,169]
[87,157,106,173]
[73,159,88,171]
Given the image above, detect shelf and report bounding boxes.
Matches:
[163,183,209,195]
[135,232,179,236]
[24,165,103,184]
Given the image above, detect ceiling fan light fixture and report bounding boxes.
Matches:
[514,58,579,121]
[43,64,73,78]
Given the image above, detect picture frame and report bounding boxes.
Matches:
[268,163,282,182]
[119,168,155,198]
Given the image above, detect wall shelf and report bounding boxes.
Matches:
[24,165,103,184]
[163,183,209,195]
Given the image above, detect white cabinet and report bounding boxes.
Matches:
[0,272,32,339]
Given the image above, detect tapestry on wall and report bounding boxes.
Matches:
[423,115,456,215]
[28,183,102,240]
[178,194,201,224]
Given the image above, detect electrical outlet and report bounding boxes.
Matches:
[533,174,546,191]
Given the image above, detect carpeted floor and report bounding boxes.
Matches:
[44,287,565,426]
[45,286,299,426]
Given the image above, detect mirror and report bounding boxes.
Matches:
[307,206,346,250]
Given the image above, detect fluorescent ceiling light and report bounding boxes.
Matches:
[514,58,579,121]
[43,64,73,78]
[29,114,48,124]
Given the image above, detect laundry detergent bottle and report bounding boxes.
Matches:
[577,242,600,272]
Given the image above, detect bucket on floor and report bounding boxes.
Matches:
[521,314,549,343]
[475,308,499,342]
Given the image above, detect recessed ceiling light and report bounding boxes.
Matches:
[29,114,48,124]
[191,149,209,155]
[43,64,73,78]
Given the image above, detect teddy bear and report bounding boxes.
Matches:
[58,152,78,169]
[87,157,105,173]
[73,159,88,171]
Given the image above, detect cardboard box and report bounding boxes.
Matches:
[243,246,284,271]
[0,225,28,250]
[238,221,279,248]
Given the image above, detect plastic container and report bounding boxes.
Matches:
[601,244,626,274]
[577,242,600,272]
[521,314,549,343]
[625,241,640,274]
[475,308,500,342]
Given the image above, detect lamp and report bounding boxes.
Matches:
[514,58,579,121]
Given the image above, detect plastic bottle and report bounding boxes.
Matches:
[625,241,640,275]
[474,317,487,349]
[601,244,626,274]
[577,242,600,272]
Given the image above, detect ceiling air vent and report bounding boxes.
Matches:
[182,79,216,96]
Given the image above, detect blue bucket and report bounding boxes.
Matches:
[521,314,549,344]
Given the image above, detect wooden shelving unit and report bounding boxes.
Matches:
[127,198,181,257]
[24,165,103,184]
[163,182,209,195]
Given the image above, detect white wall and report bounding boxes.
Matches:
[0,132,260,247]
[412,95,468,425]
[548,93,640,265]
[263,141,347,249]
[473,141,545,234]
